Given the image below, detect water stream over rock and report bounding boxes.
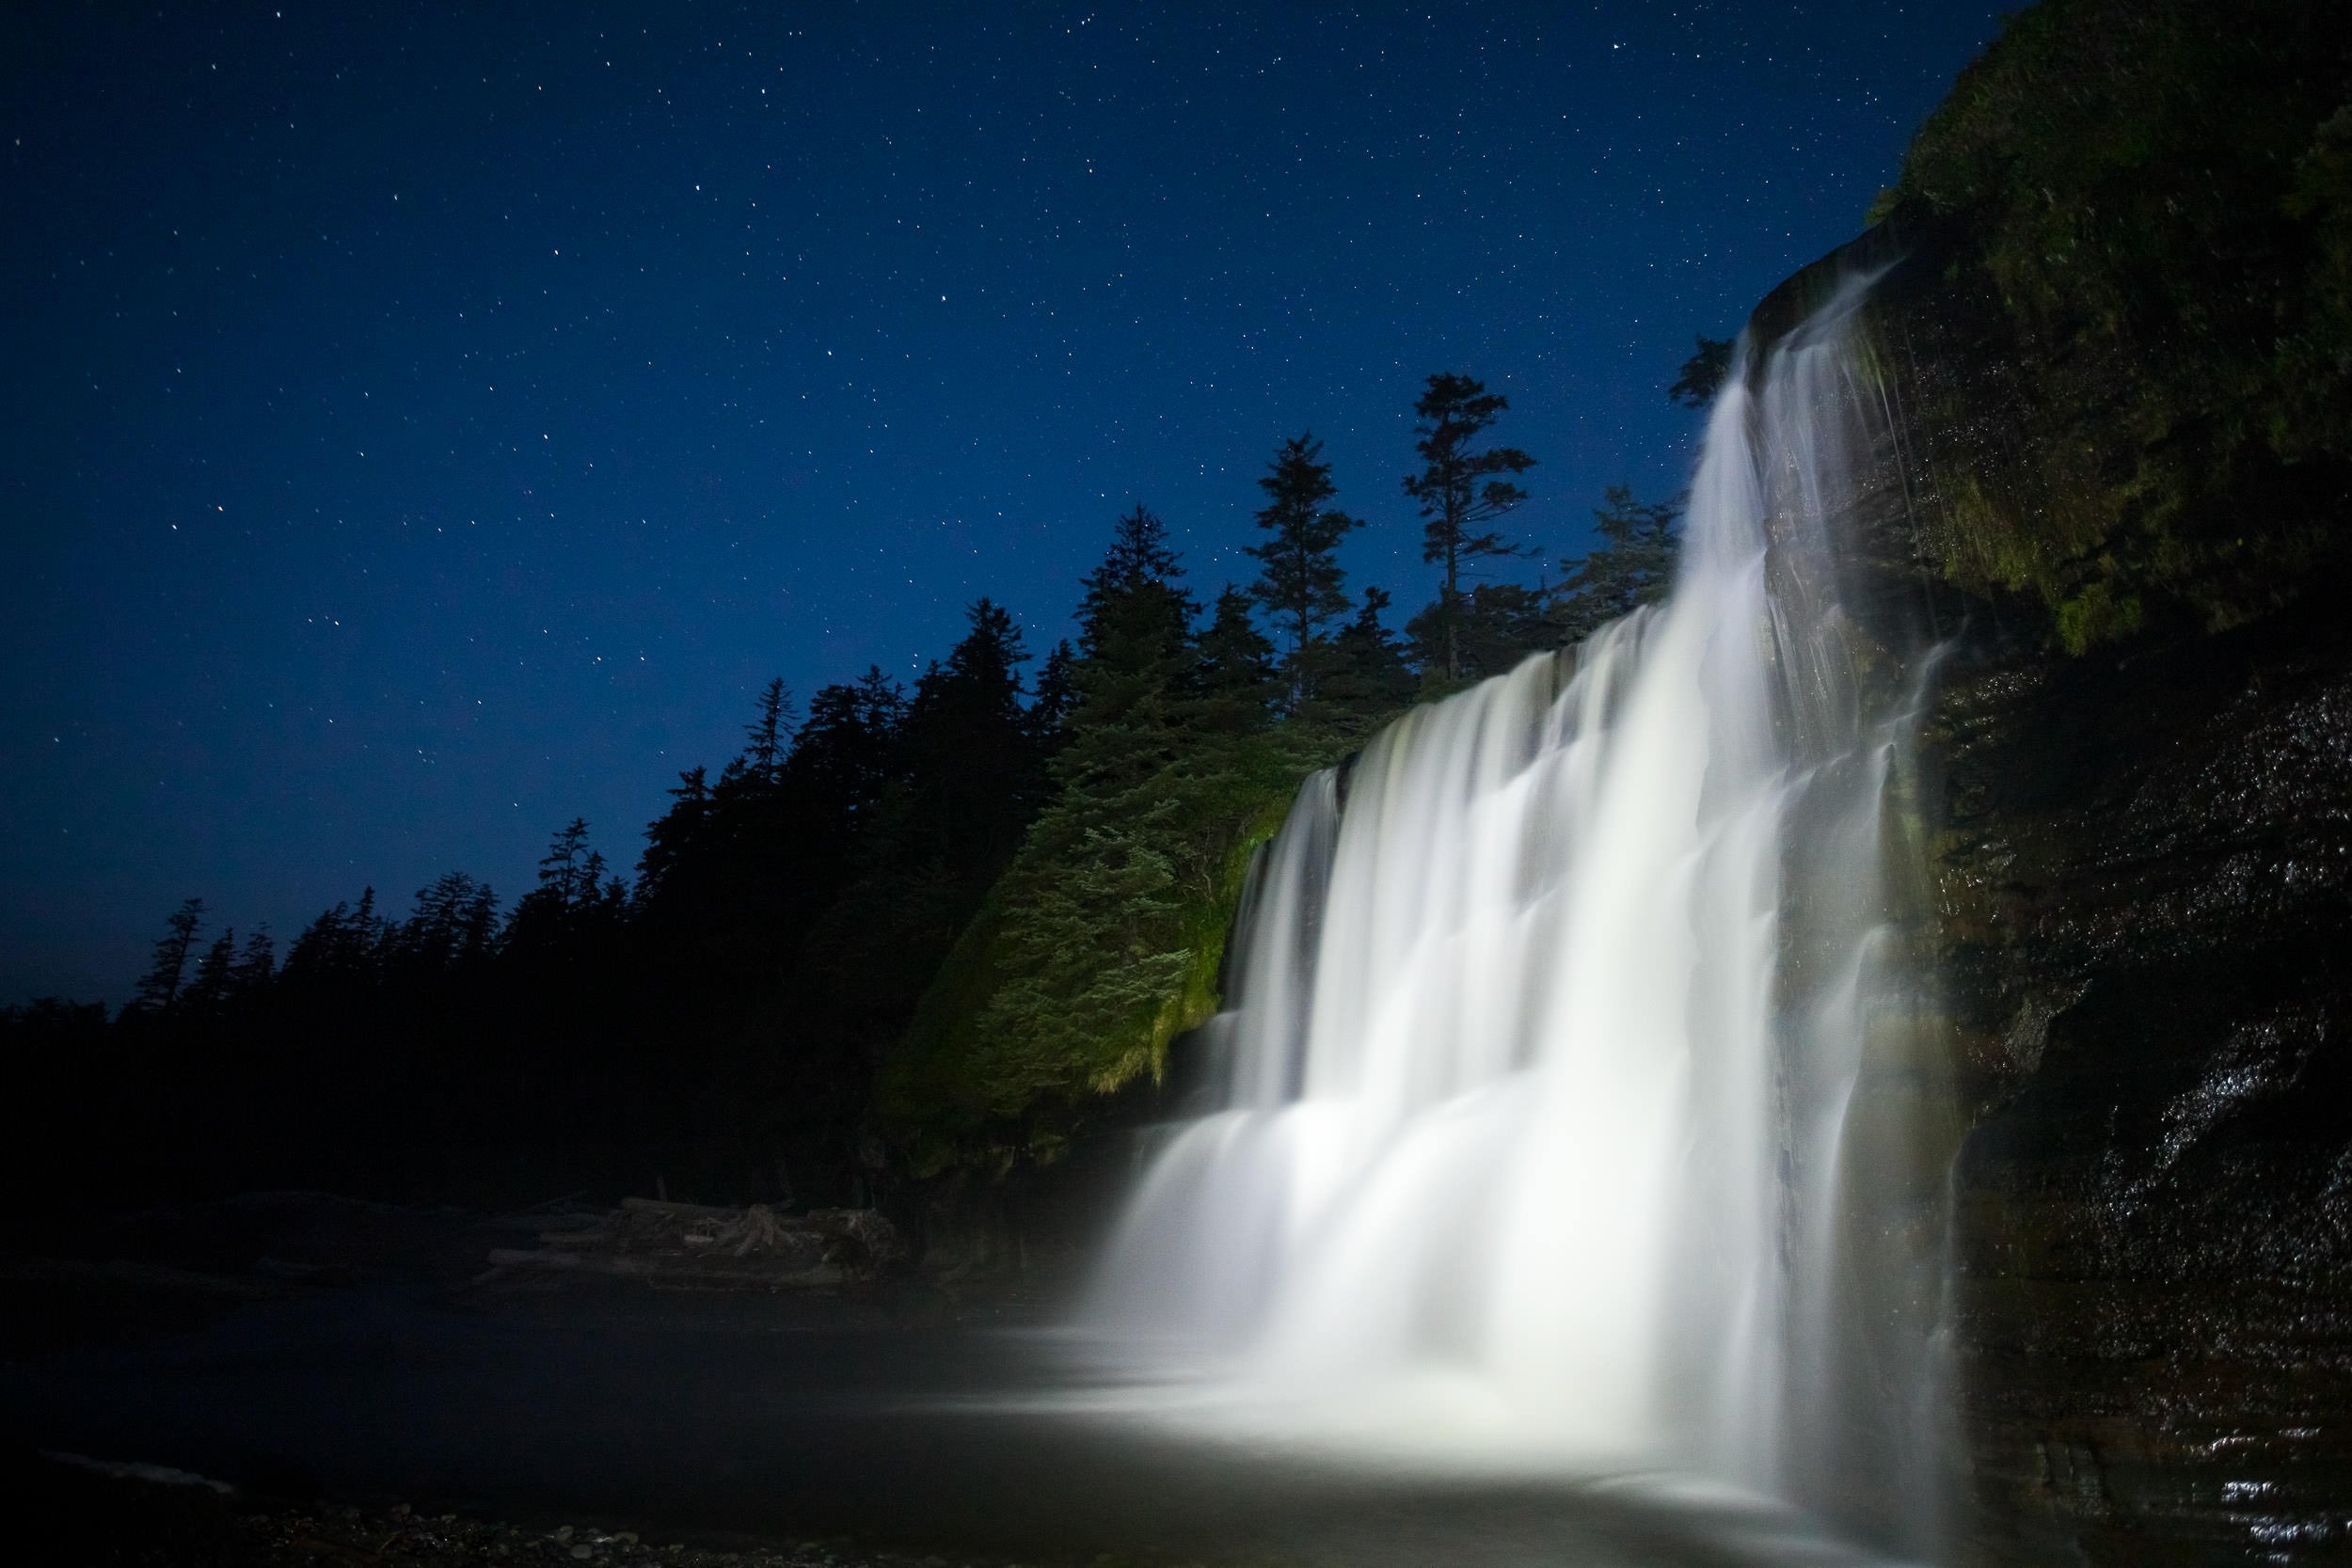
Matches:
[1083,273,1949,1545]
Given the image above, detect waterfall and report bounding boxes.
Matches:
[1083,272,1948,1524]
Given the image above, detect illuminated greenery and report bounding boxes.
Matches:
[1892,0,2352,650]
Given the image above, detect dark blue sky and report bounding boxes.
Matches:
[1,2,2002,1003]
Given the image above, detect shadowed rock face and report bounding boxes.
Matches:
[1751,220,2352,1565]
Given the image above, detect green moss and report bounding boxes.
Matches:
[1889,0,2352,649]
[2052,581,2143,656]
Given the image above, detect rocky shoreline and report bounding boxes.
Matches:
[19,1449,1020,1568]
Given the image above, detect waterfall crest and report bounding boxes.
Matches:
[1085,274,1944,1512]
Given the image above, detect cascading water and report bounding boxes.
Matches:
[1084,273,1949,1534]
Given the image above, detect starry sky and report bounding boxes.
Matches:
[0,2,2005,1004]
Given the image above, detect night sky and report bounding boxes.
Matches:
[2,2,2003,1004]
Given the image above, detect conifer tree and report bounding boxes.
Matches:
[638,767,711,897]
[538,819,594,908]
[347,888,384,969]
[742,678,798,782]
[792,670,909,826]
[400,872,498,969]
[1552,486,1684,642]
[1669,336,1734,408]
[1322,587,1419,721]
[1077,505,1193,668]
[1246,434,1359,706]
[1196,584,1278,732]
[185,927,237,1010]
[135,897,205,1009]
[898,598,1038,879]
[284,901,348,980]
[230,927,276,995]
[455,884,500,958]
[1403,373,1536,681]
[1406,580,1552,685]
[1027,640,1079,749]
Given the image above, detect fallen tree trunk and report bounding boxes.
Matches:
[485,1196,904,1291]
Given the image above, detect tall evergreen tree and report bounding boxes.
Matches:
[230,927,276,995]
[637,767,711,897]
[1552,486,1685,641]
[1406,580,1552,685]
[135,897,206,1010]
[1195,584,1279,732]
[1403,373,1536,681]
[1062,508,1199,792]
[538,819,594,909]
[1077,505,1194,668]
[1027,639,1079,749]
[347,887,385,969]
[1669,336,1735,408]
[791,670,909,827]
[184,927,237,1010]
[898,598,1039,880]
[283,901,348,980]
[1322,587,1419,722]
[1246,434,1359,706]
[742,678,798,782]
[505,826,597,950]
[906,514,1338,1141]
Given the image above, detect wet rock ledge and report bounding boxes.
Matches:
[1755,215,2352,1564]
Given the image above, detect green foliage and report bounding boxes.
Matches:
[1404,580,1550,691]
[882,514,1365,1174]
[1551,486,1683,642]
[1247,433,1361,705]
[1894,0,2352,646]
[1319,588,1421,721]
[1668,337,1734,408]
[1197,584,1280,728]
[882,725,1320,1175]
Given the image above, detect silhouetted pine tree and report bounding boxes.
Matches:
[183,927,237,1011]
[742,678,798,783]
[714,604,1061,1203]
[396,873,501,973]
[134,897,206,1010]
[1246,434,1359,707]
[1196,584,1279,733]
[636,766,711,899]
[1406,580,1552,684]
[897,598,1039,880]
[1027,639,1079,751]
[1078,505,1194,665]
[1553,486,1684,641]
[1321,587,1420,722]
[545,820,593,906]
[789,669,910,831]
[230,927,276,996]
[507,824,598,949]
[1669,337,1734,408]
[283,902,348,980]
[1403,373,1536,681]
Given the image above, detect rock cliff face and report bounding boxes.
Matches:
[1753,221,2352,1565]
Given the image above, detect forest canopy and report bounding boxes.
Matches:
[9,371,1695,1208]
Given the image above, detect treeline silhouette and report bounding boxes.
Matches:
[8,370,1709,1218]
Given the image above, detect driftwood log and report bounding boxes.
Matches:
[485,1196,904,1290]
